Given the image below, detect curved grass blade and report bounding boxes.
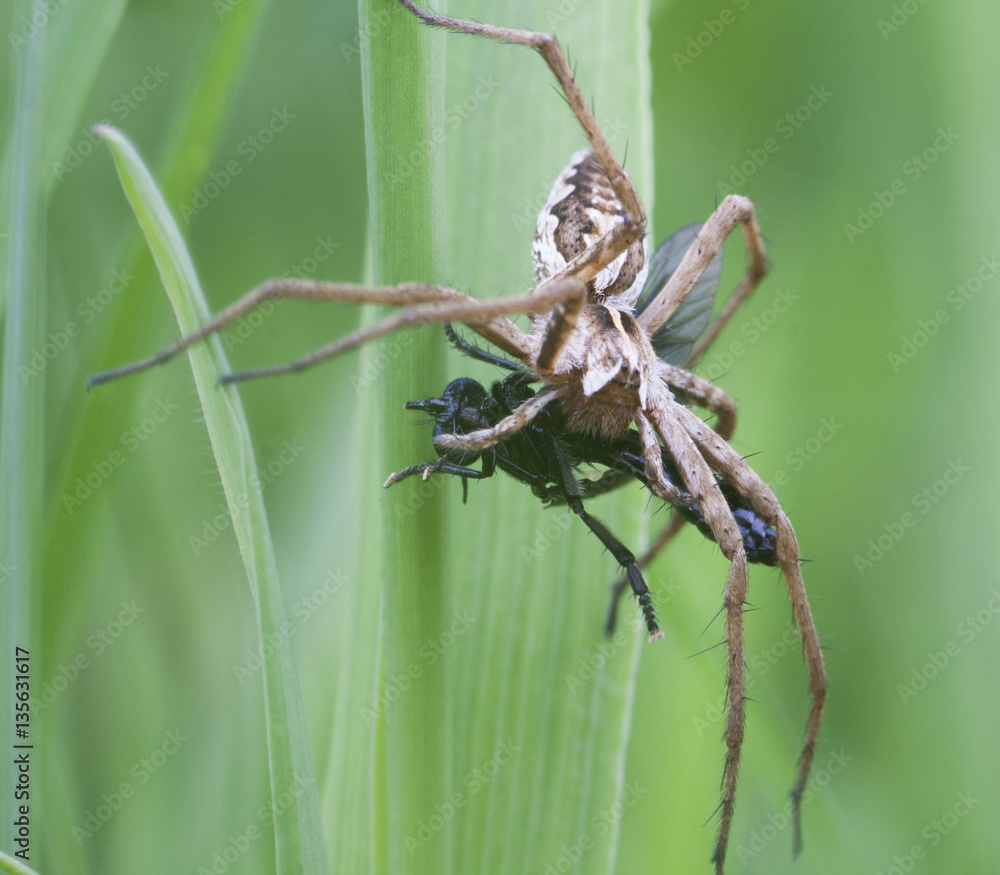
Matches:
[94,124,328,875]
[0,848,42,875]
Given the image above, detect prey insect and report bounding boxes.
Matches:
[384,320,779,639]
[89,1,826,870]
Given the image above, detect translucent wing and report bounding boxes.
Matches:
[634,223,723,366]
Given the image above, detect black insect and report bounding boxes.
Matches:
[385,223,778,637]
[386,340,777,638]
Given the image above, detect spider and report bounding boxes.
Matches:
[384,324,779,639]
[89,1,827,869]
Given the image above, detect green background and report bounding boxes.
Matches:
[2,0,998,872]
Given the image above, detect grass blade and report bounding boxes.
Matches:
[0,0,128,316]
[0,0,46,858]
[0,848,42,875]
[94,124,328,875]
[358,1,652,871]
[359,1,449,871]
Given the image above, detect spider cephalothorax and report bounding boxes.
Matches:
[89,2,827,870]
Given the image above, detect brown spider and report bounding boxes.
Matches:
[89,1,826,870]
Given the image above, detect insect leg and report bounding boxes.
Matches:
[604,513,687,636]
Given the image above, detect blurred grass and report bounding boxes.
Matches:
[4,0,1000,873]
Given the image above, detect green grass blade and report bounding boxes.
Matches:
[0,848,42,875]
[94,125,328,875]
[0,0,46,858]
[0,0,128,316]
[358,1,652,871]
[360,2,449,872]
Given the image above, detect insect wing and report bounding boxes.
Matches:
[635,222,723,365]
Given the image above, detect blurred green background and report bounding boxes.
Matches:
[2,0,998,872]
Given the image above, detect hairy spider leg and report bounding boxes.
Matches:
[670,402,827,864]
[395,0,645,235]
[637,194,768,341]
[636,399,751,873]
[89,278,584,389]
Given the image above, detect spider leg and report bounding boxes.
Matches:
[659,363,738,441]
[396,1,645,237]
[637,396,749,874]
[217,281,582,384]
[433,385,569,453]
[637,195,768,343]
[398,5,650,379]
[671,401,827,862]
[88,278,582,388]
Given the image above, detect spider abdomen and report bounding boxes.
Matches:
[533,149,648,310]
